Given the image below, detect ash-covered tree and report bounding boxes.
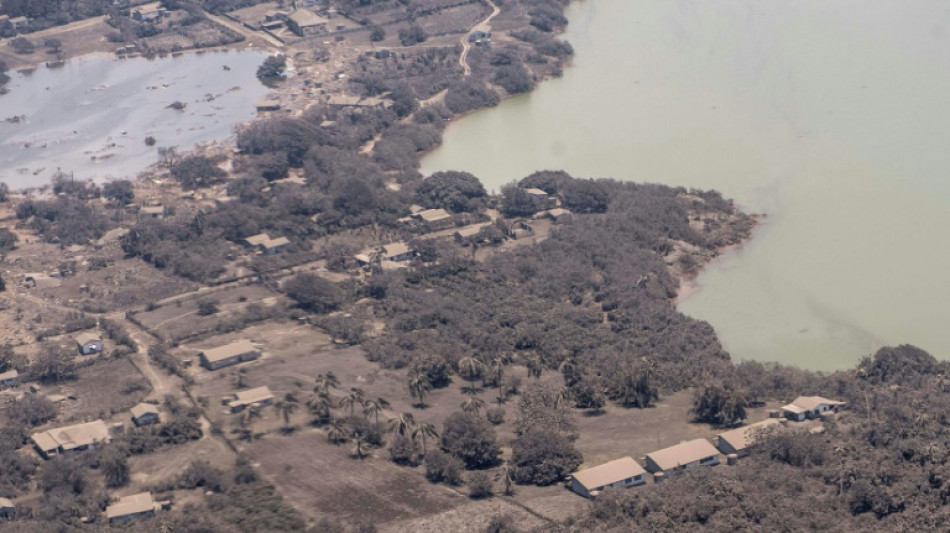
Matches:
[257,54,286,83]
[510,427,581,486]
[500,183,539,217]
[170,155,227,190]
[283,273,346,314]
[102,179,135,205]
[691,383,747,427]
[440,411,501,470]
[416,171,487,213]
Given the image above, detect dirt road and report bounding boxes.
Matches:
[459,0,501,76]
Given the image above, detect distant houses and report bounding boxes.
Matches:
[644,438,720,477]
[782,396,845,422]
[106,492,156,523]
[570,457,647,498]
[131,403,161,427]
[74,332,103,355]
[716,418,781,457]
[229,386,275,413]
[199,339,260,371]
[31,420,111,459]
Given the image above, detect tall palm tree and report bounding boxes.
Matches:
[458,356,485,395]
[412,422,439,456]
[363,397,390,426]
[408,374,432,408]
[388,412,417,438]
[352,431,369,460]
[461,396,486,414]
[275,392,300,429]
[485,355,506,388]
[340,387,366,418]
[526,354,543,380]
[314,372,340,396]
[499,460,514,496]
[307,392,334,425]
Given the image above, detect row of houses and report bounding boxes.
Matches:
[569,396,845,498]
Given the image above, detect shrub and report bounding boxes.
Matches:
[283,273,346,314]
[424,450,463,485]
[510,428,582,486]
[468,471,493,499]
[485,407,505,425]
[440,412,501,470]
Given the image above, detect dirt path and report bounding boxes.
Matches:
[200,8,285,50]
[459,0,501,76]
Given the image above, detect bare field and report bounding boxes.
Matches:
[0,17,114,70]
[52,356,151,424]
[134,284,284,341]
[129,435,236,489]
[244,429,466,526]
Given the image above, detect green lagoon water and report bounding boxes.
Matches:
[422,0,950,370]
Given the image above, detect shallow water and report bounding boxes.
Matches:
[422,0,950,370]
[0,49,270,189]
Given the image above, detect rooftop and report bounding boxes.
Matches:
[233,386,274,406]
[646,439,719,471]
[106,492,154,520]
[261,236,290,250]
[785,396,845,412]
[130,403,160,419]
[383,242,411,257]
[244,233,271,246]
[75,331,101,345]
[0,369,18,381]
[717,419,781,452]
[523,187,549,196]
[572,457,646,490]
[0,497,13,508]
[31,420,110,452]
[289,9,327,27]
[201,340,258,364]
[415,208,452,222]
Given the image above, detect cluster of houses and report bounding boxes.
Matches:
[568,396,845,498]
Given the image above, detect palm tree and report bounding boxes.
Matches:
[352,431,369,460]
[340,387,366,418]
[413,422,439,456]
[408,373,432,408]
[388,412,417,438]
[314,372,340,396]
[461,396,486,414]
[363,397,390,425]
[458,356,485,395]
[484,355,507,388]
[499,460,514,496]
[526,354,543,380]
[275,392,299,429]
[327,419,349,444]
[307,392,334,425]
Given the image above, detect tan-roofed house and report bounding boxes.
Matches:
[546,207,573,223]
[106,492,155,523]
[0,369,18,388]
[383,242,414,262]
[782,396,845,421]
[256,100,282,112]
[31,420,111,459]
[644,438,720,475]
[229,386,275,412]
[570,457,647,498]
[131,403,160,426]
[260,236,291,255]
[243,233,271,248]
[139,205,166,219]
[716,418,781,457]
[287,9,328,37]
[411,208,455,231]
[199,340,260,370]
[75,331,103,355]
[0,497,14,520]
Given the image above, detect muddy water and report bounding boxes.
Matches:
[0,49,269,189]
[422,0,950,370]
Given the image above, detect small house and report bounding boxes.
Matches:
[229,386,275,412]
[382,242,414,262]
[130,403,160,427]
[469,31,491,42]
[31,420,111,459]
[0,369,18,388]
[75,332,103,355]
[716,418,781,457]
[411,208,455,232]
[139,205,165,219]
[0,497,14,520]
[454,225,486,245]
[199,339,260,371]
[243,233,271,249]
[781,396,845,422]
[260,236,291,255]
[644,439,720,476]
[546,208,573,223]
[287,9,328,37]
[264,10,289,22]
[106,492,155,523]
[10,16,28,31]
[327,94,364,108]
[570,457,647,498]
[522,187,559,209]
